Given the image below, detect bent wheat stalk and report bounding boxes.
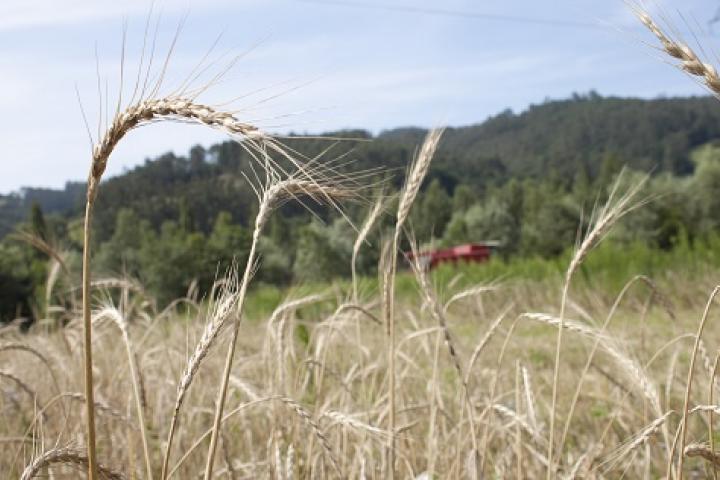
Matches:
[82,92,272,479]
[546,170,647,477]
[203,176,352,479]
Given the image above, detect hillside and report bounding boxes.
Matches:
[3,93,720,240]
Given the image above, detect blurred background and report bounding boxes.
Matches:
[5,0,720,320]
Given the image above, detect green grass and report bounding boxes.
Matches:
[244,233,720,317]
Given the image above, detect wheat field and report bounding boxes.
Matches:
[5,5,720,479]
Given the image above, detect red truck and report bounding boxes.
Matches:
[405,242,500,270]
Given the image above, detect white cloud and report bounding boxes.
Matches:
[0,0,259,31]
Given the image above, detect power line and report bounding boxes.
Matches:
[297,0,602,29]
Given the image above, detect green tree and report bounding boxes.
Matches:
[207,211,251,269]
[0,242,33,322]
[138,221,207,305]
[452,184,476,212]
[96,208,149,277]
[463,198,520,254]
[413,179,452,240]
[30,202,48,241]
[292,220,347,281]
[690,143,720,233]
[521,196,581,257]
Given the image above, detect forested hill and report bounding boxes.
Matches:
[3,92,720,239]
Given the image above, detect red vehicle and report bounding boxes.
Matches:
[405,242,500,270]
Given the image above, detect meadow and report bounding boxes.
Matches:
[6,5,720,479]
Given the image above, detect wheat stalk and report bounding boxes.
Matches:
[352,194,385,302]
[547,170,648,477]
[95,306,152,480]
[202,175,353,479]
[160,265,239,479]
[383,128,443,478]
[408,243,480,466]
[673,286,720,478]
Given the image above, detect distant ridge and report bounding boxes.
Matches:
[3,93,720,238]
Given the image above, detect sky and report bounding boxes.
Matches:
[0,0,718,193]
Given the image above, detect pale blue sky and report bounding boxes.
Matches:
[0,0,718,192]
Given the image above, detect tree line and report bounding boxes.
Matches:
[3,92,720,321]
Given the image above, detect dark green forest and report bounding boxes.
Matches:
[4,92,720,321]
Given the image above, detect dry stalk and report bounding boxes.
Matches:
[95,306,152,480]
[673,286,720,479]
[20,446,124,480]
[352,194,385,302]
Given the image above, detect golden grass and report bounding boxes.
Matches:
[6,268,720,478]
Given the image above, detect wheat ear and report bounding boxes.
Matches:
[635,8,720,95]
[685,444,720,469]
[0,370,42,411]
[597,410,675,473]
[20,446,124,480]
